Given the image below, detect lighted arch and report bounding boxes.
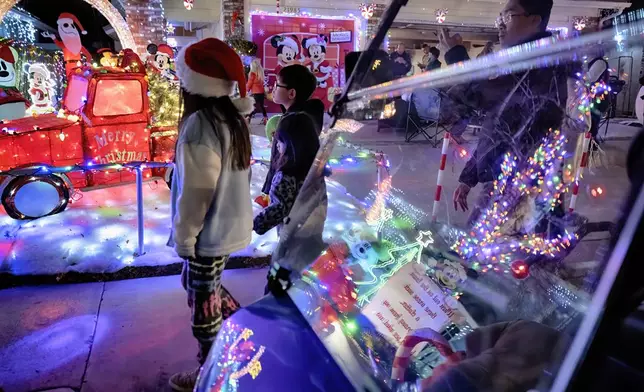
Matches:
[0,0,137,52]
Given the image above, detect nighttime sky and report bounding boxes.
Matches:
[18,0,115,51]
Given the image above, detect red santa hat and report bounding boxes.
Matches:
[156,44,174,59]
[276,35,299,54]
[58,13,87,35]
[0,45,17,64]
[175,38,253,113]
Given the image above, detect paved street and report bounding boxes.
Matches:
[0,269,268,392]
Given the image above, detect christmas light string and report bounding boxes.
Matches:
[212,324,266,391]
[451,130,578,273]
[0,9,36,43]
[356,231,434,305]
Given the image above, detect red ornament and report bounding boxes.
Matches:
[510,260,530,280]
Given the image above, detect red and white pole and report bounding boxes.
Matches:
[569,132,592,213]
[432,133,451,221]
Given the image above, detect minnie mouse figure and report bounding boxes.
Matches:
[270,35,301,76]
[302,34,333,89]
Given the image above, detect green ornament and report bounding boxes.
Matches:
[265,114,281,142]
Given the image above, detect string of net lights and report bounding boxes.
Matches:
[0,0,137,52]
[0,10,36,43]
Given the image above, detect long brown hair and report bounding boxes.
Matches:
[272,113,319,181]
[180,89,251,170]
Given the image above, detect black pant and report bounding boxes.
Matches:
[252,93,268,117]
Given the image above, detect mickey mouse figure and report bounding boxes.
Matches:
[0,43,30,120]
[302,34,333,88]
[270,35,301,76]
[24,63,55,115]
[146,43,177,81]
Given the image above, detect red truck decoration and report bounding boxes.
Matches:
[0,51,177,220]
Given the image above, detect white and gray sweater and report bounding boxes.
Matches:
[168,109,253,258]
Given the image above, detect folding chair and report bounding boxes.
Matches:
[404,88,446,147]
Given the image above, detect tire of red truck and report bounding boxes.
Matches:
[1,175,71,220]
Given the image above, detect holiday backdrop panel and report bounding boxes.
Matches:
[251,14,355,110]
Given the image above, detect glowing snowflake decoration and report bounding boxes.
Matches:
[319,23,326,29]
[278,19,284,25]
[258,29,265,36]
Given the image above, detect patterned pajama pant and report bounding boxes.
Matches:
[181,255,241,364]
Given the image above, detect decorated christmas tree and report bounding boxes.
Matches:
[147,71,181,127]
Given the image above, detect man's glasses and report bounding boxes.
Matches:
[495,13,528,28]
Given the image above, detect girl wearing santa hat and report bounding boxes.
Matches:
[167,37,254,391]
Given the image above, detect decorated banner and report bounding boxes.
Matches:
[250,13,357,110]
[363,261,468,346]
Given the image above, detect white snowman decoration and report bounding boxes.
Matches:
[0,44,29,120]
[24,63,55,115]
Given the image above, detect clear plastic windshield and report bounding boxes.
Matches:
[271,9,644,392]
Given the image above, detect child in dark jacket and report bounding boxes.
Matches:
[256,64,324,207]
[253,65,324,234]
[253,114,320,234]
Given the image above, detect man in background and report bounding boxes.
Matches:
[390,43,412,79]
[419,44,442,72]
[441,0,572,230]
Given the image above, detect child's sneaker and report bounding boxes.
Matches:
[169,367,200,392]
[260,117,268,125]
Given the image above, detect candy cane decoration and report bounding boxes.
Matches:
[569,132,592,212]
[432,133,451,221]
[391,328,463,386]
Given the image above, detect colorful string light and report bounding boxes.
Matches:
[452,129,577,273]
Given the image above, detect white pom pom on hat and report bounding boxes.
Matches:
[175,38,254,114]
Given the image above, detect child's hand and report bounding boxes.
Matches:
[254,194,270,208]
